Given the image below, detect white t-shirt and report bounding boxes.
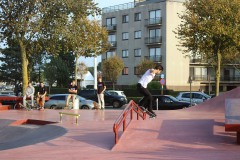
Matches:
[138,69,155,88]
[26,86,35,96]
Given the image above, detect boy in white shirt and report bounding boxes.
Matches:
[137,64,163,118]
[23,82,35,107]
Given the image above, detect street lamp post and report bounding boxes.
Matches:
[189,76,192,106]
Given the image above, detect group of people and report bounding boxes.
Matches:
[65,77,106,110]
[16,63,163,114]
[48,63,163,115]
[21,82,47,110]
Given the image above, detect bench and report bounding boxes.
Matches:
[59,112,80,125]
[225,99,240,144]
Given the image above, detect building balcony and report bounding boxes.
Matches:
[102,2,134,13]
[109,41,117,48]
[190,58,208,64]
[145,17,162,27]
[192,75,240,82]
[145,36,162,45]
[104,24,117,32]
[144,55,162,63]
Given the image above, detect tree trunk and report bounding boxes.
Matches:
[215,51,221,96]
[75,55,79,84]
[19,40,28,95]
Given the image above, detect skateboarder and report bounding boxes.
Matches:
[137,64,163,118]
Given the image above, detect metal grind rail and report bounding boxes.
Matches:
[113,100,146,144]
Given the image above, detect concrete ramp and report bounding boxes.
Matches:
[189,87,240,113]
[112,88,240,159]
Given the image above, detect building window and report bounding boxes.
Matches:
[148,28,161,43]
[134,67,141,75]
[149,47,161,62]
[134,49,141,57]
[122,50,129,58]
[108,35,116,47]
[149,28,161,38]
[106,51,116,59]
[149,10,161,24]
[193,67,208,80]
[122,15,129,23]
[134,30,141,39]
[134,12,141,21]
[122,67,129,75]
[106,17,117,30]
[122,32,129,40]
[106,17,116,26]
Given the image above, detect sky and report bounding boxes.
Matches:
[78,0,132,67]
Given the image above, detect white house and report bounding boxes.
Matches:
[77,71,94,88]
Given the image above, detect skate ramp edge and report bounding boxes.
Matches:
[0,119,67,150]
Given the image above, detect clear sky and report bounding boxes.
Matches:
[78,0,132,67]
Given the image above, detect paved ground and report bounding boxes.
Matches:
[0,88,240,160]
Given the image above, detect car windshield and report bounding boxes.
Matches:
[168,95,179,101]
[77,95,86,101]
[104,91,111,95]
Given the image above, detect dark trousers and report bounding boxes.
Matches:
[137,83,153,112]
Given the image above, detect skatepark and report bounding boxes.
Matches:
[0,87,240,160]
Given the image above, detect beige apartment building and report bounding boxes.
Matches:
[101,0,240,92]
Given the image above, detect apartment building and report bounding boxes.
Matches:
[102,0,240,92]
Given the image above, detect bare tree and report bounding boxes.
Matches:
[77,62,88,88]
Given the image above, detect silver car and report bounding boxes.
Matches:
[176,92,211,104]
[107,90,127,100]
[44,94,95,109]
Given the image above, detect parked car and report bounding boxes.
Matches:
[140,95,191,110]
[0,91,15,95]
[78,89,127,108]
[44,94,95,109]
[107,90,127,100]
[176,92,211,104]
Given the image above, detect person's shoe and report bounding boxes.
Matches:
[149,114,156,119]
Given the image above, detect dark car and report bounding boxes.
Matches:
[140,95,191,110]
[78,89,127,108]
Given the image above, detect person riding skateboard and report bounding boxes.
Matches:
[137,64,163,118]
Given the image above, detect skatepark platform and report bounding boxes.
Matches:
[0,88,240,160]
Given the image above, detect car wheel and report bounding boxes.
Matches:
[81,105,89,109]
[112,101,121,108]
[50,105,57,109]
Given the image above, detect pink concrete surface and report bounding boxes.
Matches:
[0,88,240,160]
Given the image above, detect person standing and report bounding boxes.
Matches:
[97,77,106,110]
[15,81,22,96]
[65,80,78,109]
[137,64,163,118]
[23,82,35,107]
[37,82,47,110]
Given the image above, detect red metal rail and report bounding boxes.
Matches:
[113,100,146,144]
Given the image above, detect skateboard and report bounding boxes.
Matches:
[19,102,31,111]
[139,106,156,118]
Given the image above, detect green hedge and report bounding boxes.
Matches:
[48,86,180,98]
